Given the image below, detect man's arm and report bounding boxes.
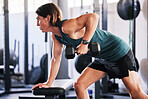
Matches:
[62,13,99,55]
[46,33,63,86]
[62,13,99,42]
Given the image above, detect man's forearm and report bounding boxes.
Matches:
[46,57,61,86]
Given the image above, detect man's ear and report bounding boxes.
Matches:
[46,15,51,22]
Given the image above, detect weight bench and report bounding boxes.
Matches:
[19,79,73,99]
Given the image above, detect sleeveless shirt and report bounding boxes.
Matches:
[55,20,130,61]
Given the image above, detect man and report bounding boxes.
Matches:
[32,3,148,99]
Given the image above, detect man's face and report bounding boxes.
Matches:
[36,15,49,32]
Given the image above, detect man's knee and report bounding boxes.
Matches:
[74,80,87,91]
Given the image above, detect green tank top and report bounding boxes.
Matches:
[55,20,130,61]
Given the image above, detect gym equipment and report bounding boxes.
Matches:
[0,48,18,77]
[117,0,140,20]
[0,40,18,77]
[65,42,100,59]
[19,79,73,99]
[29,54,48,84]
[0,40,24,89]
[108,79,119,92]
[29,66,43,84]
[135,57,139,71]
[0,65,15,77]
[75,55,92,74]
[3,0,11,92]
[117,0,140,72]
[0,49,18,67]
[40,54,48,73]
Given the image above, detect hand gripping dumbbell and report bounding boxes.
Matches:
[65,42,100,59]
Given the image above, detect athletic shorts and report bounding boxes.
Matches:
[88,49,137,79]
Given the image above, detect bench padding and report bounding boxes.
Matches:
[33,79,73,96]
[33,87,65,96]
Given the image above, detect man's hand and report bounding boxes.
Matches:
[77,43,89,55]
[31,82,51,90]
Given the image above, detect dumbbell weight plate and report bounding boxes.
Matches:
[65,45,75,59]
[89,42,100,57]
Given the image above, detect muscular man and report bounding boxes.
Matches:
[32,3,148,99]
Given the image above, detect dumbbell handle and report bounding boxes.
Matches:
[65,42,100,59]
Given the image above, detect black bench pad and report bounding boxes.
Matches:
[33,87,65,96]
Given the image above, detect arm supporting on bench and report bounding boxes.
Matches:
[33,79,73,99]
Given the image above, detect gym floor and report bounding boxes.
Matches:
[0,89,131,99]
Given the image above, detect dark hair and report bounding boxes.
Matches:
[36,3,62,26]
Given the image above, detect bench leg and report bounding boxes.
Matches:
[45,96,57,99]
[59,94,65,99]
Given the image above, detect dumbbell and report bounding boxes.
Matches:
[65,42,100,59]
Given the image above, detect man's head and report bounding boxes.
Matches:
[36,3,62,26]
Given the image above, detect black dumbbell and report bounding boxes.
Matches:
[65,42,100,59]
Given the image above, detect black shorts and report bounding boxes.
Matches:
[88,49,137,79]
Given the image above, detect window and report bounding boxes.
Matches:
[0,0,51,14]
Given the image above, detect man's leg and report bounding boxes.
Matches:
[122,71,148,99]
[74,67,106,99]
